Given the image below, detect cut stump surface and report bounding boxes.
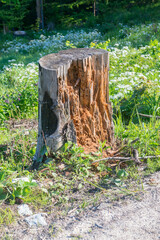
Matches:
[34,48,114,161]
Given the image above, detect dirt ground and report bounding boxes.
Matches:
[2,171,160,240]
[53,171,160,240]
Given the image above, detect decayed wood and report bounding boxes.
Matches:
[34,48,114,163]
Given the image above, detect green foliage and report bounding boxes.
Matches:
[109,38,160,122]
[56,141,93,176]
[0,63,38,123]
[0,129,38,203]
[0,208,14,225]
[114,112,160,164]
[117,169,128,178]
[65,40,76,48]
[11,179,37,200]
[90,40,110,50]
[0,0,33,29]
[146,158,160,173]
[1,178,37,203]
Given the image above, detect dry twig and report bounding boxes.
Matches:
[91,155,160,165]
[112,138,139,156]
[139,113,160,119]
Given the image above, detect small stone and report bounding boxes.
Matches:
[25,213,47,227]
[14,30,26,36]
[18,204,33,216]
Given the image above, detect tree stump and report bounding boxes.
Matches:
[34,48,114,163]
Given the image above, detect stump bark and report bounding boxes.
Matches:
[34,48,114,163]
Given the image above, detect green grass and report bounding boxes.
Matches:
[0,208,15,226]
[114,113,160,170]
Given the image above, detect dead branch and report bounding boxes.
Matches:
[112,138,139,156]
[39,167,50,172]
[139,113,160,119]
[132,149,141,164]
[91,155,160,164]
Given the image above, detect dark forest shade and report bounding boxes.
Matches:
[0,0,158,31]
[41,92,58,137]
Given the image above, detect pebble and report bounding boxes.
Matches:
[14,31,26,36]
[25,213,47,227]
[18,204,33,216]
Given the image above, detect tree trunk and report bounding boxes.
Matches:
[33,48,114,164]
[93,0,96,16]
[36,0,40,20]
[36,0,44,29]
[3,22,8,35]
[40,0,44,29]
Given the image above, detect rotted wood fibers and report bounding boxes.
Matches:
[62,53,113,151]
[35,48,114,160]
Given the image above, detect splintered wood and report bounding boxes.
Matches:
[34,48,114,161]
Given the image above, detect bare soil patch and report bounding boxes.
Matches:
[1,171,159,240]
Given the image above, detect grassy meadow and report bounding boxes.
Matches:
[0,4,160,229]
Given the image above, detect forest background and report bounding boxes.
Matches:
[0,0,159,32]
